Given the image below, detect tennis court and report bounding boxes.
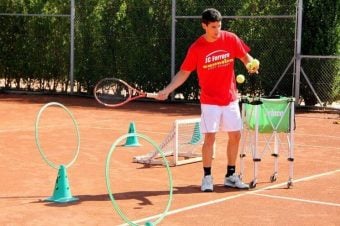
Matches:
[0,93,339,226]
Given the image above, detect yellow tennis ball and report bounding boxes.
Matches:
[236,74,245,84]
[251,59,260,68]
[246,62,252,70]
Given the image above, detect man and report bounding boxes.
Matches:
[156,8,259,192]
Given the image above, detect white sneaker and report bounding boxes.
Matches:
[201,175,213,192]
[224,173,249,189]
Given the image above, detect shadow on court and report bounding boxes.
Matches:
[0,93,201,116]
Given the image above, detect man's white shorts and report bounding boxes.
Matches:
[200,100,242,133]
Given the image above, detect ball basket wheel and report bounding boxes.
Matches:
[249,180,257,189]
[270,173,278,182]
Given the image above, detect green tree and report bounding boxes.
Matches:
[301,0,340,105]
[231,1,296,97]
[0,0,70,92]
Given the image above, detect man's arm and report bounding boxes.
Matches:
[156,70,191,100]
[240,53,253,65]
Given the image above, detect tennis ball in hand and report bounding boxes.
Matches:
[246,59,260,73]
[251,59,260,68]
[246,62,252,69]
[236,74,245,84]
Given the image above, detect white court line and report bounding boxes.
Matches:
[252,193,340,207]
[119,169,340,226]
[80,125,169,135]
[294,133,340,139]
[295,145,340,150]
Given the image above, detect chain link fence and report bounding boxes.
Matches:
[0,1,339,110]
[0,2,71,92]
[299,56,340,107]
[172,0,296,101]
[73,1,173,94]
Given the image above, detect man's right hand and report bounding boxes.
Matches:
[155,90,170,100]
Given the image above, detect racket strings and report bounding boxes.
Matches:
[94,78,149,107]
[96,80,131,105]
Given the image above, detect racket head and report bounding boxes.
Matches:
[94,78,143,107]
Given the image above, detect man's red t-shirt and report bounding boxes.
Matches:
[180,31,250,106]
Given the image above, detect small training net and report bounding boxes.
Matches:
[133,118,204,166]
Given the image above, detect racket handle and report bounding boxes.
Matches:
[146,92,158,99]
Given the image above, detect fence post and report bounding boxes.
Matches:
[294,0,303,104]
[70,0,75,94]
[170,0,176,100]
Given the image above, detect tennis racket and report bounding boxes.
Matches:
[94,78,158,107]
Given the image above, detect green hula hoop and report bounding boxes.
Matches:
[35,102,80,170]
[105,133,173,226]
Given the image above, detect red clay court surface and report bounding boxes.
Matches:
[0,93,339,226]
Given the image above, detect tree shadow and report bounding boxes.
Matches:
[0,92,201,116]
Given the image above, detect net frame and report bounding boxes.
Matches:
[133,118,215,166]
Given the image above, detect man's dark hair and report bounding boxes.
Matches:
[201,8,222,25]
